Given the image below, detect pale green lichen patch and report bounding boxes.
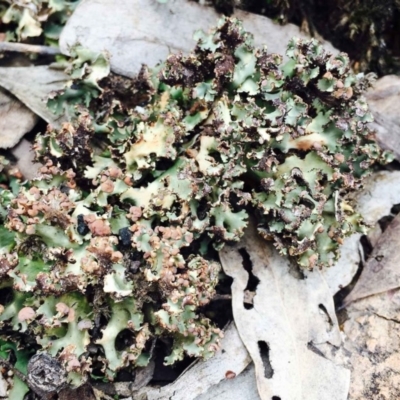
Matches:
[0,17,390,389]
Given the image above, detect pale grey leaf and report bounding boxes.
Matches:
[0,88,38,149]
[0,66,68,128]
[219,222,349,400]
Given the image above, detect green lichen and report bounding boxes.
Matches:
[0,17,390,389]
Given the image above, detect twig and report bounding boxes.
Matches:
[0,42,61,55]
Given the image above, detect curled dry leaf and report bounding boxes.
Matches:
[219,221,350,400]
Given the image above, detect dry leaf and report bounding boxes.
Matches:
[195,364,259,400]
[345,212,400,303]
[322,233,362,296]
[0,66,68,128]
[136,323,251,400]
[0,88,38,149]
[59,0,337,78]
[219,222,350,400]
[355,171,400,226]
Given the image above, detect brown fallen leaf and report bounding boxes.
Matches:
[345,212,400,304]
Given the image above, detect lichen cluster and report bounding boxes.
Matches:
[235,0,400,76]
[0,0,80,44]
[0,17,389,392]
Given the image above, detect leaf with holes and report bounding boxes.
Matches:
[219,221,350,400]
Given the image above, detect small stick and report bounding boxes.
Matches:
[0,42,61,55]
